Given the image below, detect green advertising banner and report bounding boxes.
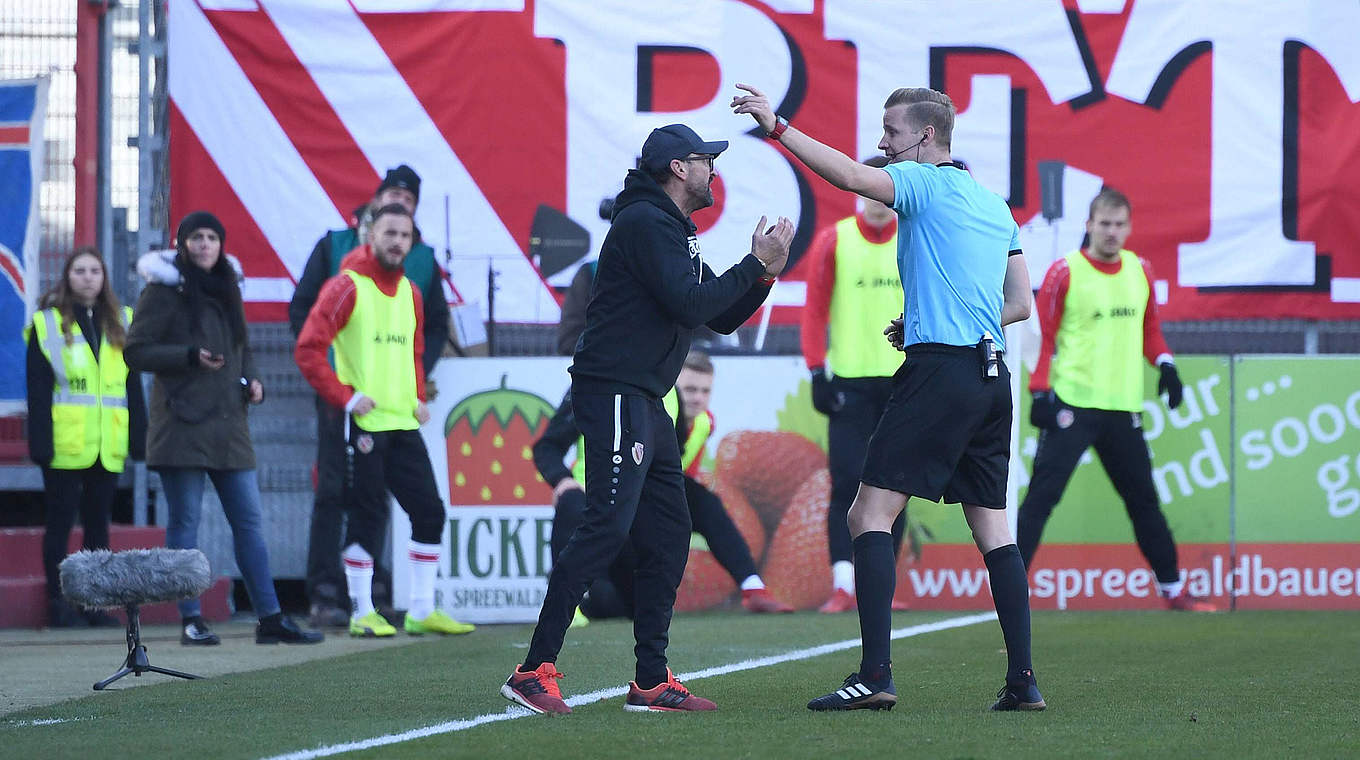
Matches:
[903,355,1360,611]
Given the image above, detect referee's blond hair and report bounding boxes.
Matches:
[884,88,955,148]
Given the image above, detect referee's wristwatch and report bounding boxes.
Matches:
[765,115,789,141]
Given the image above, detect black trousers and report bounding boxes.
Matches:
[343,427,445,556]
[550,475,758,619]
[1017,403,1179,583]
[827,376,905,565]
[306,397,348,603]
[527,391,691,682]
[42,463,118,600]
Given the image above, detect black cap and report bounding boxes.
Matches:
[377,164,421,201]
[639,124,728,173]
[175,210,225,248]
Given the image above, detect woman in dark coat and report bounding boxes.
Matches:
[125,211,320,646]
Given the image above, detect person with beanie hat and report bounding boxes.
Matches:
[126,211,323,647]
[287,165,450,628]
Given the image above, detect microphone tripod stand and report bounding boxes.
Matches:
[93,603,203,690]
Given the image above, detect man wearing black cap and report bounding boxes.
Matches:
[288,164,450,628]
[501,124,795,715]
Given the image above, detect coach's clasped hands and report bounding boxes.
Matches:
[751,215,795,277]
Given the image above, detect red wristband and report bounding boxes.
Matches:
[766,116,789,141]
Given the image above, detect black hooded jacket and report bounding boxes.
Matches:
[569,170,770,397]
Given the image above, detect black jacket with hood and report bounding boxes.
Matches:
[568,170,770,398]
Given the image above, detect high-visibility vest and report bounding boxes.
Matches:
[1051,249,1149,412]
[568,388,712,483]
[333,270,418,432]
[29,306,133,472]
[827,216,903,378]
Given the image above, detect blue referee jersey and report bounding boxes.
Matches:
[884,161,1019,351]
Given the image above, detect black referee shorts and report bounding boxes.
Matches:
[860,343,1012,509]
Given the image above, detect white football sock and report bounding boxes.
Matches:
[408,540,441,620]
[342,543,375,618]
[740,575,765,591]
[832,560,855,593]
[1159,580,1184,599]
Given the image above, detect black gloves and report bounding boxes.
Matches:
[1158,363,1184,409]
[810,368,845,416]
[1030,391,1058,430]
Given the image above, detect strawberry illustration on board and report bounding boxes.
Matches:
[445,375,555,506]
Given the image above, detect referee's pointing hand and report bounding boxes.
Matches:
[751,215,795,277]
[731,83,776,133]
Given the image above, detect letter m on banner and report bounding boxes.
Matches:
[0,77,48,414]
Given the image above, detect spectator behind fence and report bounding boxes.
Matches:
[287,164,450,628]
[25,247,147,628]
[126,211,322,647]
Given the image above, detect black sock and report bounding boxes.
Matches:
[635,670,667,690]
[984,544,1034,684]
[853,531,896,682]
[521,659,543,673]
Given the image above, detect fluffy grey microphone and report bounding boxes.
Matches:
[61,548,213,609]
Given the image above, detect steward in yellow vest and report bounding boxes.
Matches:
[799,169,910,613]
[28,305,138,472]
[295,204,473,637]
[25,248,146,627]
[1020,189,1214,612]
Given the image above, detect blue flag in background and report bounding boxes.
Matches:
[0,77,48,412]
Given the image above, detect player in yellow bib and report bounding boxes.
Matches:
[1022,188,1214,612]
[297,204,474,637]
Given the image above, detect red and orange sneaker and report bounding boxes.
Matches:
[1164,593,1218,612]
[741,588,794,614]
[624,669,717,713]
[501,663,571,714]
[818,588,856,614]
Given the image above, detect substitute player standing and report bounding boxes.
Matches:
[296,204,474,639]
[501,124,793,715]
[734,84,1044,712]
[1020,188,1215,612]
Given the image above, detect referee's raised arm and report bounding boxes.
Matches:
[732,83,895,205]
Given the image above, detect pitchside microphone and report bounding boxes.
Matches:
[61,548,212,609]
[60,548,214,690]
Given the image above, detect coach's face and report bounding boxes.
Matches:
[678,154,717,211]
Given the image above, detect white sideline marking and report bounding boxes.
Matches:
[6,717,86,727]
[260,612,996,760]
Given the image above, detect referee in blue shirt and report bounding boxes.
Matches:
[734,84,1044,712]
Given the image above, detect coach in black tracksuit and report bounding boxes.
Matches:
[510,124,793,708]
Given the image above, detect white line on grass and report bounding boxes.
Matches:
[261,612,997,760]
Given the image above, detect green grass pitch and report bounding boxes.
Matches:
[3,610,1357,759]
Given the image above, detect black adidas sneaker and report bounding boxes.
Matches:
[807,672,897,711]
[990,670,1046,711]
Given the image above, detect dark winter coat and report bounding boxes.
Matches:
[568,170,771,398]
[124,250,259,470]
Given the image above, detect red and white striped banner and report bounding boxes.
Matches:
[170,0,1360,323]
